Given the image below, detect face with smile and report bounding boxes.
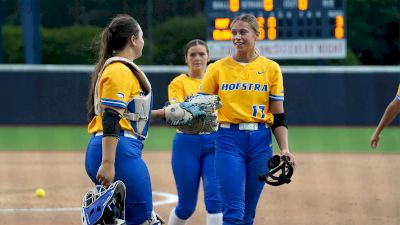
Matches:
[230,20,258,55]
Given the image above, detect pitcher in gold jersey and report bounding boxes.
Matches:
[199,14,297,225]
[167,39,222,225]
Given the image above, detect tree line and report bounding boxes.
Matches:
[2,0,399,65]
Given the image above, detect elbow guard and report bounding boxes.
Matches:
[271,113,288,133]
[102,108,122,139]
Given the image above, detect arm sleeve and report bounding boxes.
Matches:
[200,63,218,95]
[269,63,285,101]
[168,79,185,103]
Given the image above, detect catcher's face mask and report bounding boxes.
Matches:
[258,155,294,186]
[81,181,126,225]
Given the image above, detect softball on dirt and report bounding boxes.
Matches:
[35,188,46,198]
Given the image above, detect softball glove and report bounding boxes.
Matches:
[164,94,221,134]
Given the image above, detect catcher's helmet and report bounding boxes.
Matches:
[258,155,294,186]
[81,180,126,225]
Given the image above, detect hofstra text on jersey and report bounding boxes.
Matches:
[221,83,268,92]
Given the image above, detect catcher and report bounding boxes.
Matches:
[84,14,219,225]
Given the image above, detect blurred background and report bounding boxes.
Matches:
[1,0,399,65]
[0,2,399,224]
[0,0,399,150]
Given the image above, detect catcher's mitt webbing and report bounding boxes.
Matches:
[180,102,207,119]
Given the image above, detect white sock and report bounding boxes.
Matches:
[168,208,187,225]
[207,212,223,225]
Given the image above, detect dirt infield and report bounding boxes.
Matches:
[0,151,399,225]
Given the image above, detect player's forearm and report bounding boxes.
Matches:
[101,137,118,164]
[273,126,289,153]
[151,109,166,120]
[375,100,400,134]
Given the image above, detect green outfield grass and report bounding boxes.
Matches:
[0,126,398,153]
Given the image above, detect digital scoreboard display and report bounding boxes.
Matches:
[206,0,346,60]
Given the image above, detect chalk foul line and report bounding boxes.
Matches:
[0,191,177,213]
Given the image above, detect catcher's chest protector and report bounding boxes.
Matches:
[94,57,153,139]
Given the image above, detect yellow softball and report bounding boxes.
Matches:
[35,188,46,198]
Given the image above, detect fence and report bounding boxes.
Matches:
[0,64,398,125]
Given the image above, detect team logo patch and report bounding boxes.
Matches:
[116,93,125,99]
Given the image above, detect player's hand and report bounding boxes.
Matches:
[281,150,297,168]
[370,133,380,149]
[96,161,115,187]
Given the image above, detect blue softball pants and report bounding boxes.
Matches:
[215,124,273,225]
[171,132,222,219]
[85,134,153,225]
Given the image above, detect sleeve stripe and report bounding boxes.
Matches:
[197,92,210,95]
[270,94,284,101]
[101,98,127,108]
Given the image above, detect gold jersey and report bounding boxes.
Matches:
[200,56,284,125]
[168,73,202,103]
[88,62,142,133]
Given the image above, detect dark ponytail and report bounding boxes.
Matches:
[87,14,140,121]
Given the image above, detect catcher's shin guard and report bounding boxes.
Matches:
[258,155,294,186]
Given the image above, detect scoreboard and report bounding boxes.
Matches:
[206,0,347,60]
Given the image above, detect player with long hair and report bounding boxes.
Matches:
[199,14,297,225]
[85,14,165,225]
[167,39,222,225]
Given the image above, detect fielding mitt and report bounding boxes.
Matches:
[164,94,221,134]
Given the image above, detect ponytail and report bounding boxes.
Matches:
[87,29,113,121]
[86,14,140,122]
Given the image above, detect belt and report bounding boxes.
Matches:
[176,130,214,135]
[219,123,268,131]
[94,130,139,140]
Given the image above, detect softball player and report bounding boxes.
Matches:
[85,14,164,225]
[370,83,400,149]
[199,14,296,225]
[167,39,223,225]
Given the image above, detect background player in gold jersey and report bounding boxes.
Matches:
[370,84,400,149]
[199,14,296,225]
[167,39,222,225]
[85,14,165,225]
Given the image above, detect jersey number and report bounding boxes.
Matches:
[252,105,266,119]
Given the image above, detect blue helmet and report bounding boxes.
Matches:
[81,181,126,225]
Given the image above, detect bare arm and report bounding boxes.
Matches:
[151,108,166,120]
[370,98,400,149]
[97,105,125,187]
[270,101,296,167]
